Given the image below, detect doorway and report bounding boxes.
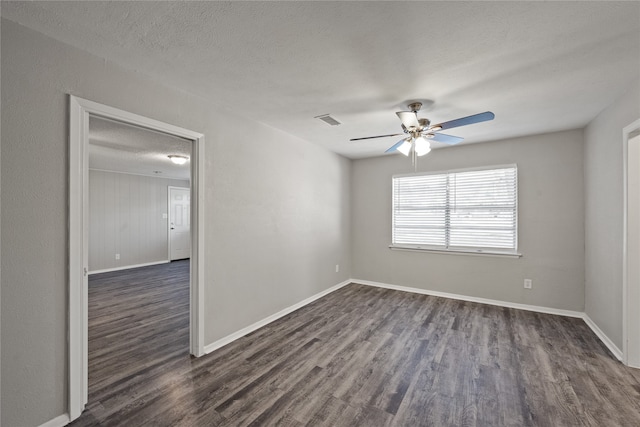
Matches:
[624,119,640,368]
[69,96,205,421]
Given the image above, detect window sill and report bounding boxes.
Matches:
[389,245,522,258]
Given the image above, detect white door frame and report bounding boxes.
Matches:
[69,95,206,421]
[168,185,191,261]
[623,118,640,368]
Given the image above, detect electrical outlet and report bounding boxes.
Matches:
[524,279,532,289]
[115,253,120,260]
[335,264,340,273]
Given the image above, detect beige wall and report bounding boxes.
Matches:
[584,77,640,350]
[0,20,351,426]
[89,170,189,272]
[352,130,585,311]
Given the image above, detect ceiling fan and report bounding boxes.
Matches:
[350,102,495,167]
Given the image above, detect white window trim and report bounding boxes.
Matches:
[391,164,519,256]
[392,163,518,179]
[389,245,522,258]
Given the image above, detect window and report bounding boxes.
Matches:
[391,165,518,255]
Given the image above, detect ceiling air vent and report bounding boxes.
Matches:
[315,114,341,126]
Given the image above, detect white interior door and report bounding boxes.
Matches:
[169,186,191,260]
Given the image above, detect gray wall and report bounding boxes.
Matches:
[0,17,3,426]
[0,20,351,426]
[352,129,585,311]
[584,77,640,349]
[89,170,189,272]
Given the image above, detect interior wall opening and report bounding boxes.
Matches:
[69,95,206,421]
[625,125,640,368]
[86,116,193,409]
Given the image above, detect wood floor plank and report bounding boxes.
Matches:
[303,394,360,427]
[70,263,640,426]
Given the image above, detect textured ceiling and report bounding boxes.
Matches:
[3,1,640,159]
[89,116,191,181]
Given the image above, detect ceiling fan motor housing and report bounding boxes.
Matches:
[418,118,431,129]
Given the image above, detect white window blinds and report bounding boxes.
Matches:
[392,166,517,253]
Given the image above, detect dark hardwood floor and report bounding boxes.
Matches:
[70,261,640,426]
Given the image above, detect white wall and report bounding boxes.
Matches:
[352,130,585,311]
[584,77,640,350]
[89,170,189,272]
[0,20,351,426]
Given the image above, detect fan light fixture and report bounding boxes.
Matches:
[349,100,495,171]
[414,136,431,156]
[397,139,412,156]
[397,137,431,157]
[168,155,189,165]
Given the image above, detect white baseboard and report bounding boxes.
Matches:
[351,278,584,318]
[89,260,170,275]
[353,278,625,362]
[203,277,623,365]
[38,413,70,427]
[582,314,623,361]
[203,279,352,354]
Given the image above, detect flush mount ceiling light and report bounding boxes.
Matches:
[168,155,189,165]
[350,101,495,170]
